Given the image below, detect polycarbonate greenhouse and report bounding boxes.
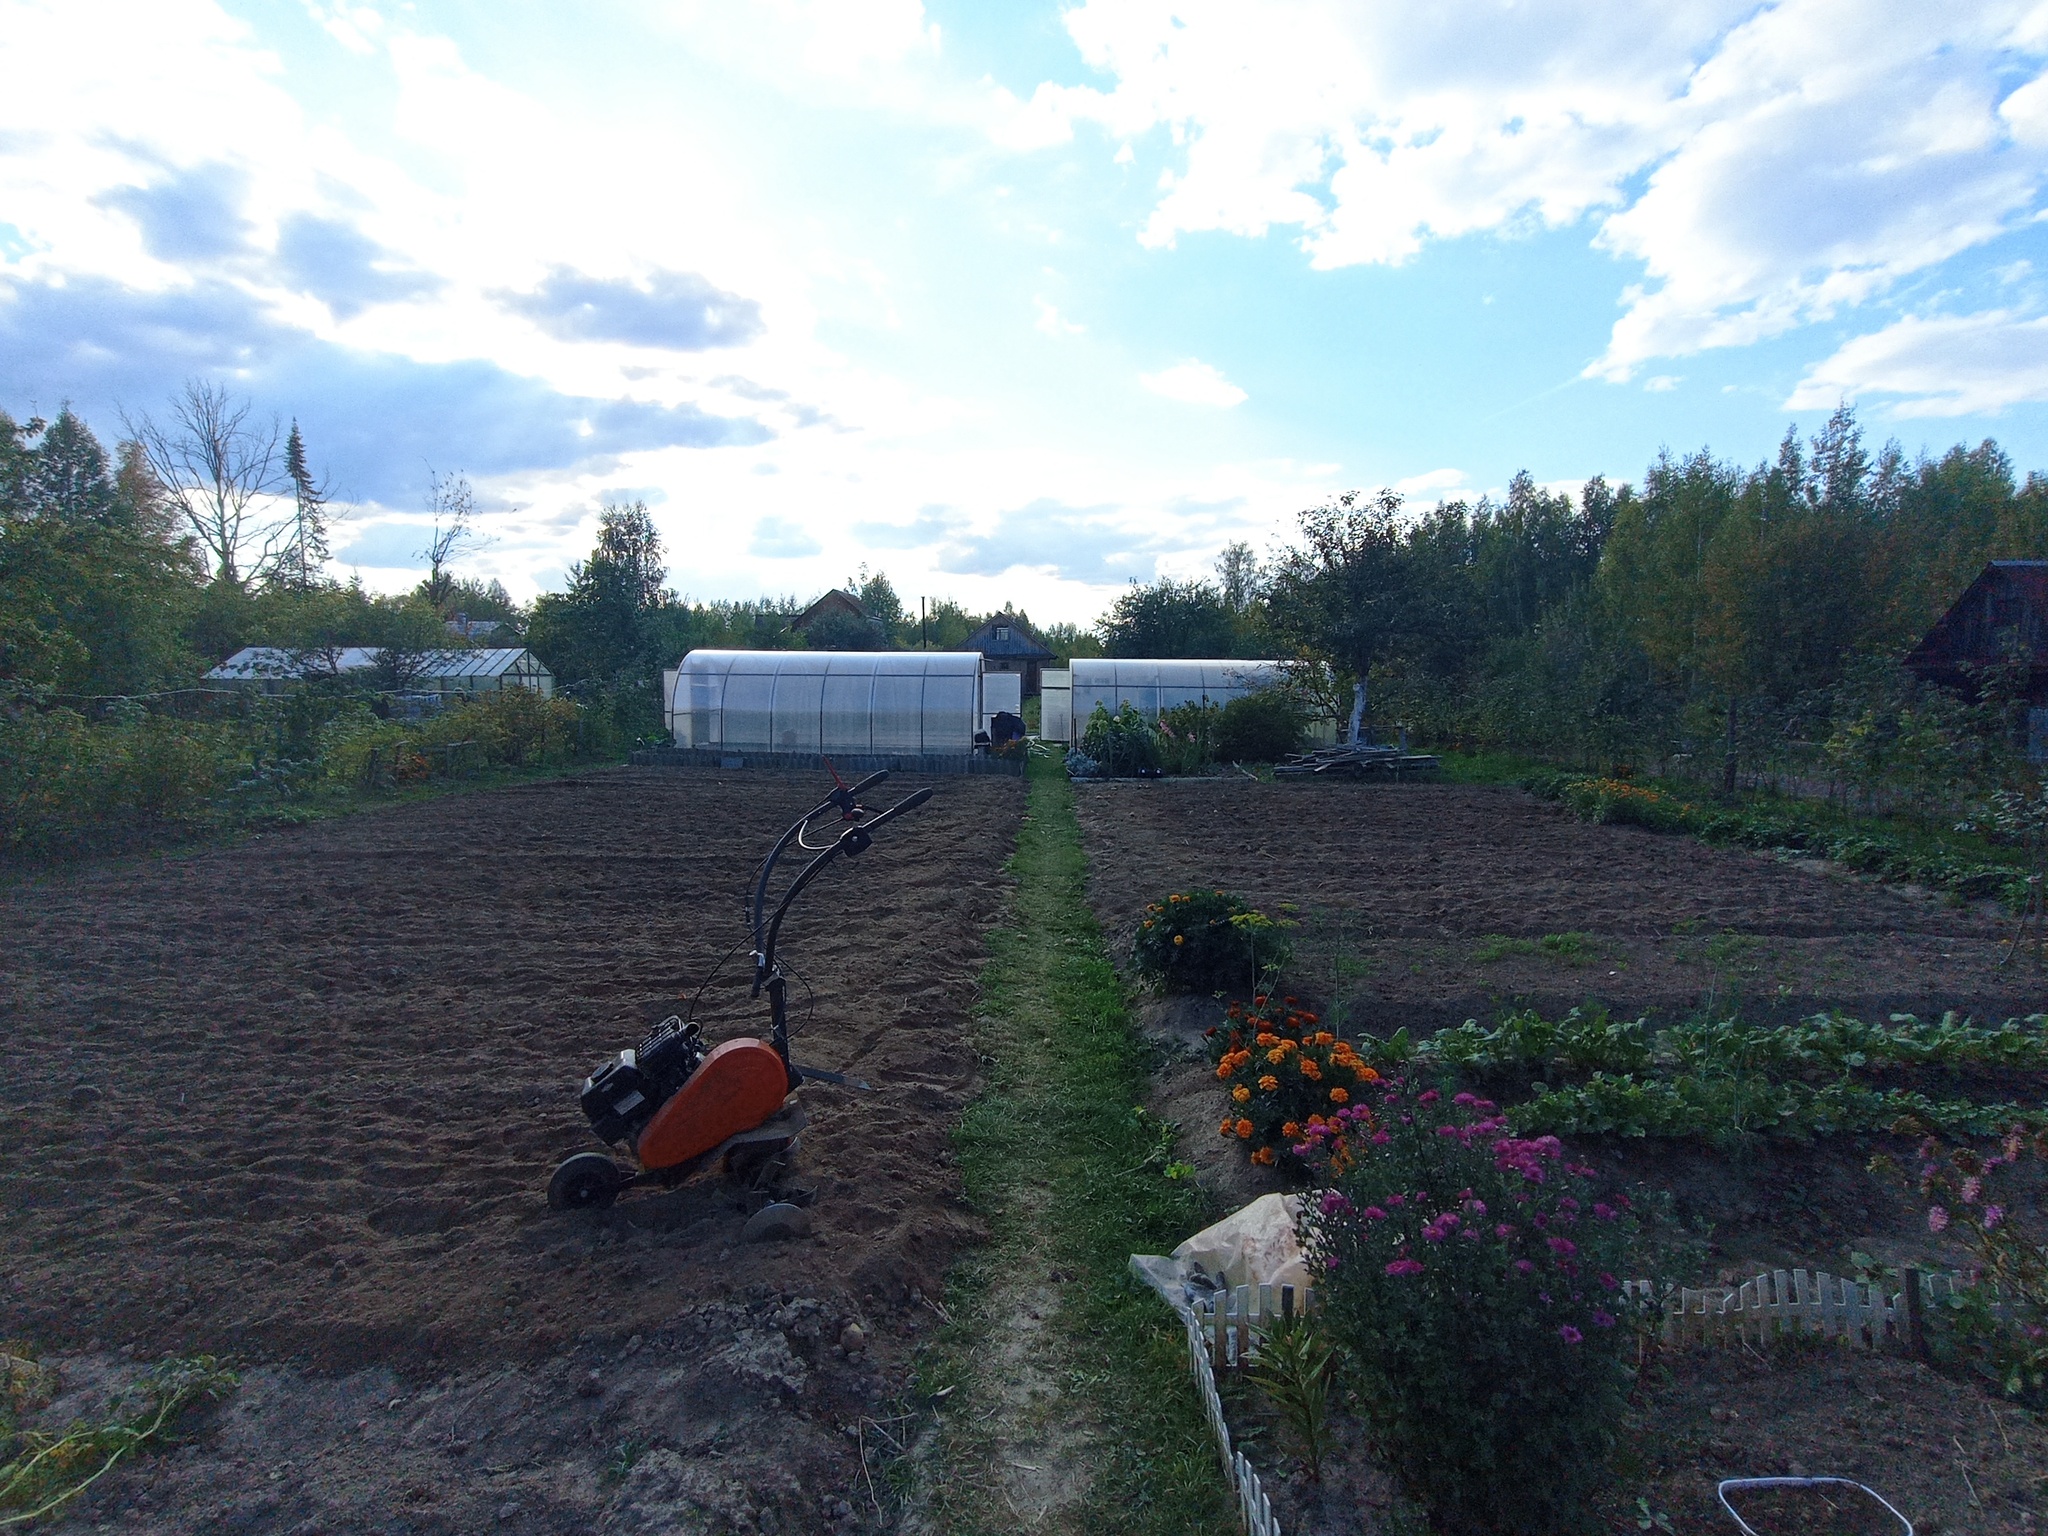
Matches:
[666,650,986,756]
[1069,659,1292,724]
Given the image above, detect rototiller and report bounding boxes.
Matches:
[546,769,931,1211]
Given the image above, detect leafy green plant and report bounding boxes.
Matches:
[1246,1311,1339,1480]
[0,1355,236,1526]
[1155,701,1218,775]
[1300,1078,1644,1534]
[1131,888,1291,995]
[1081,701,1161,777]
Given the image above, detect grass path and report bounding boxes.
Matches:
[896,758,1233,1535]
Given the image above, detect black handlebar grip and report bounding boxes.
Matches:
[850,770,890,796]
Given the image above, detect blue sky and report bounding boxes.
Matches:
[4,0,2048,621]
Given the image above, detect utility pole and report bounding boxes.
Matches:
[921,596,928,650]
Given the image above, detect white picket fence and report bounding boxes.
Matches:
[1627,1266,1961,1350]
[1171,1300,1284,1536]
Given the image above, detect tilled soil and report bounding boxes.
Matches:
[1,766,1021,1533]
[1075,778,2038,1029]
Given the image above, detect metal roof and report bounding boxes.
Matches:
[204,646,548,681]
[964,614,1054,660]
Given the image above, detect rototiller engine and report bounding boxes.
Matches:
[545,769,931,1211]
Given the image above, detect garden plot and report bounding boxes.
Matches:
[1079,778,2048,1535]
[0,766,1021,1533]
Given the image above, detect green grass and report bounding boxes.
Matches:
[902,755,1234,1534]
[1471,931,1595,965]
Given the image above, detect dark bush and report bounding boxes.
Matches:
[1214,689,1309,762]
[1130,887,1290,994]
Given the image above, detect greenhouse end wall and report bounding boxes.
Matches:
[667,650,986,757]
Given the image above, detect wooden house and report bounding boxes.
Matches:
[964,613,1056,698]
[1903,559,2048,759]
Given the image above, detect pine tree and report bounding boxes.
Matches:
[273,420,330,591]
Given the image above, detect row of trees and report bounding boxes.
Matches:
[1104,406,2047,797]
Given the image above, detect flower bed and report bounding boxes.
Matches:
[1207,995,1377,1167]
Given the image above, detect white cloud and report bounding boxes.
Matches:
[1033,0,2048,378]
[1787,308,2048,416]
[1394,467,1469,497]
[1140,359,1247,407]
[1033,296,1085,335]
[1643,375,1681,393]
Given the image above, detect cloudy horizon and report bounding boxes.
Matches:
[5,0,2047,620]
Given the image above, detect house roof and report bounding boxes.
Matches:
[792,590,870,630]
[1904,561,2048,682]
[204,646,551,682]
[964,613,1054,660]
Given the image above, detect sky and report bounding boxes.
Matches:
[4,0,2048,623]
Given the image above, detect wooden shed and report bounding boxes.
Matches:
[964,613,1055,698]
[1903,559,2048,759]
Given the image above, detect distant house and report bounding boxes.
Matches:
[965,613,1056,698]
[446,614,504,641]
[205,646,556,698]
[1903,559,2048,760]
[792,590,871,635]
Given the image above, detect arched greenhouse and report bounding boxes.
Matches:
[1067,659,1293,726]
[661,650,996,764]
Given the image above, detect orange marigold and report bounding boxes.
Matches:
[1258,1074,1279,1092]
[1218,1119,1234,1136]
[1234,1118,1254,1139]
[1251,1146,1277,1167]
[1231,1085,1251,1105]
[1328,1087,1349,1104]
[1281,1121,1301,1138]
[1255,1032,1279,1047]
[1313,1031,1335,1047]
[1357,1066,1381,1083]
[1298,1059,1322,1081]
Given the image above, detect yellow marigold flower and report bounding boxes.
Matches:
[1258,1074,1279,1092]
[1142,920,1154,929]
[1234,1118,1254,1139]
[1251,1146,1277,1167]
[1266,1046,1288,1065]
[1328,1087,1349,1104]
[1232,1085,1251,1105]
[1173,934,1185,946]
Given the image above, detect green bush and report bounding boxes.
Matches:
[0,703,238,859]
[1131,887,1290,993]
[1300,1078,1643,1533]
[1081,701,1160,776]
[1213,688,1310,762]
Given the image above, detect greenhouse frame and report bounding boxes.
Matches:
[653,650,1015,771]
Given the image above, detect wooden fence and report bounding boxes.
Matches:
[1164,1283,1283,1536]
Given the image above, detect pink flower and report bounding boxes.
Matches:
[1387,1194,1407,1207]
[1592,1203,1617,1221]
[1599,1272,1618,1291]
[1465,1198,1487,1216]
[1371,1131,1391,1145]
[1418,1089,1440,1104]
[1547,1237,1578,1257]
[1984,1204,2006,1230]
[1495,1223,1516,1239]
[1928,1205,1950,1234]
[1559,1325,1582,1344]
[1384,1258,1426,1277]
[1514,1259,1535,1274]
[1362,1206,1388,1222]
[1960,1176,1983,1205]
[1592,1310,1616,1329]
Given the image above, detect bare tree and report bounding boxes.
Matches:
[417,469,489,611]
[128,380,282,586]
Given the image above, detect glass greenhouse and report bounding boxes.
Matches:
[666,650,986,755]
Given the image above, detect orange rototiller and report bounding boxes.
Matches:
[546,769,930,1211]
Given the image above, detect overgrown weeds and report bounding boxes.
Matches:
[0,1351,236,1526]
